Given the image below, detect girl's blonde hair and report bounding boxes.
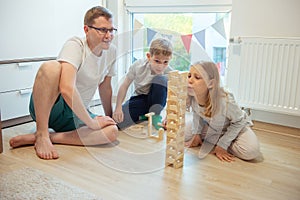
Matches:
[187,61,227,117]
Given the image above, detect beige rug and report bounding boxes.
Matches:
[0,167,102,200]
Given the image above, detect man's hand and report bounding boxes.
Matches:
[89,116,116,130]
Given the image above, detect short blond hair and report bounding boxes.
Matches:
[84,6,113,26]
[149,38,173,57]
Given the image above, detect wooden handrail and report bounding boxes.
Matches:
[0,57,56,65]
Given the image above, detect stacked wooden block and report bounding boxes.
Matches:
[165,70,188,168]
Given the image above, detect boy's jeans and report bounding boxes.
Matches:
[117,75,167,129]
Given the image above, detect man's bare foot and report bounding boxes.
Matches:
[34,135,59,160]
[185,134,202,147]
[9,134,36,148]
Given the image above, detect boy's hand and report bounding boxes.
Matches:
[112,108,124,123]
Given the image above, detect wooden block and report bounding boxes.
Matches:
[158,128,164,140]
[166,122,177,129]
[167,130,176,138]
[173,160,183,168]
[167,140,184,150]
[167,113,177,120]
[145,112,155,137]
[166,155,175,164]
[150,128,164,141]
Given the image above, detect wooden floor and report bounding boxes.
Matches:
[1,116,300,200]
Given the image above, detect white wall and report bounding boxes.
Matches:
[0,0,102,61]
[230,0,300,37]
[229,0,300,128]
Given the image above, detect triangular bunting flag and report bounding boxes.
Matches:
[212,19,226,39]
[181,34,193,53]
[134,19,143,30]
[134,19,144,35]
[194,30,206,49]
[147,28,157,45]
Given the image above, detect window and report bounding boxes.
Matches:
[113,0,232,87]
[213,46,226,73]
[131,12,231,84]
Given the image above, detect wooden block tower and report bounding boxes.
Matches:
[165,70,188,168]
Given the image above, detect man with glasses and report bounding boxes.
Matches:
[9,6,118,160]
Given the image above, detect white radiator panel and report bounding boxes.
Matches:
[227,37,300,116]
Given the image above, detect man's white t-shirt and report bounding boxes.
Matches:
[57,36,117,107]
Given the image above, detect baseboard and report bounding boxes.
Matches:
[250,109,300,129]
[252,120,300,138]
[2,115,33,129]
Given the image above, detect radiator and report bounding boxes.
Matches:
[227,37,300,116]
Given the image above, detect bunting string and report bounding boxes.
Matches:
[133,13,229,53]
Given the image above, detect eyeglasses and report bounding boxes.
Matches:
[88,26,117,35]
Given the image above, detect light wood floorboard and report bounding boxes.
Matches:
[1,117,299,200]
